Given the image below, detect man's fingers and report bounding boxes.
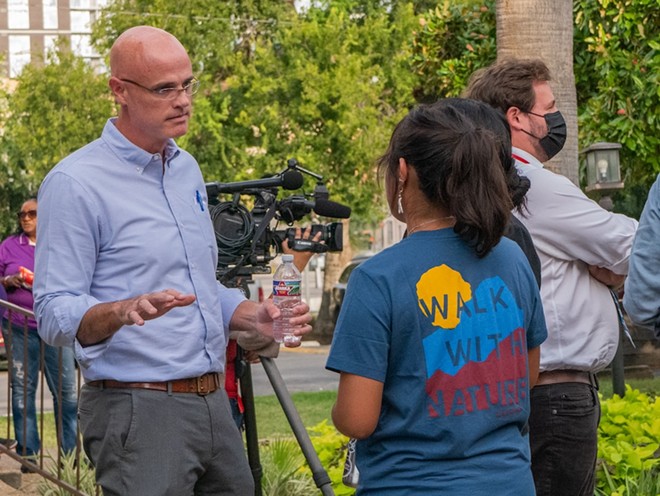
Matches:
[139,297,159,315]
[127,310,145,326]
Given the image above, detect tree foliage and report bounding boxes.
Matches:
[0,40,113,236]
[1,0,657,239]
[91,0,417,224]
[226,3,417,221]
[410,0,660,218]
[87,6,422,346]
[410,0,496,102]
[574,0,660,217]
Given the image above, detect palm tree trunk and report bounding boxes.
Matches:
[496,0,579,185]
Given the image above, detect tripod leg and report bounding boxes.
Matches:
[260,357,335,496]
[239,361,263,496]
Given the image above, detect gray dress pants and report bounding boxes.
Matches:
[78,384,254,496]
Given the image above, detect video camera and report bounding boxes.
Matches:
[205,158,351,286]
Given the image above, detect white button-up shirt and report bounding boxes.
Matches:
[512,148,638,373]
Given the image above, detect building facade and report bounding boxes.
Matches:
[0,0,107,78]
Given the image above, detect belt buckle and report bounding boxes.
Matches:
[196,375,210,396]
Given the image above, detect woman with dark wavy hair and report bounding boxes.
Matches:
[327,100,547,495]
[441,97,541,287]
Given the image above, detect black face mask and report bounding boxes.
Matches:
[522,110,567,160]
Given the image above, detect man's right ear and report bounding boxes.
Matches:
[506,106,524,131]
[108,77,127,105]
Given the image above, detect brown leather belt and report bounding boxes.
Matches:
[87,372,223,396]
[536,370,597,387]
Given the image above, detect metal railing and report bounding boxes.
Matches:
[0,298,97,495]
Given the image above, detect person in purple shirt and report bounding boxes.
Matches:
[0,198,77,468]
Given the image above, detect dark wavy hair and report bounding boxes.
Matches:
[377,101,512,257]
[436,98,530,213]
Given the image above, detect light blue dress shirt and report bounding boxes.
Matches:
[34,119,245,381]
[624,173,660,337]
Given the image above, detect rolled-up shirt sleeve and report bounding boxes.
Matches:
[217,284,246,333]
[34,170,103,349]
[624,174,660,335]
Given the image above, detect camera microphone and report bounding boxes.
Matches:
[206,169,304,196]
[313,198,351,219]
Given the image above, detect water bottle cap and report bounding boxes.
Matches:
[282,254,294,262]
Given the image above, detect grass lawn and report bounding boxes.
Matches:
[253,375,659,439]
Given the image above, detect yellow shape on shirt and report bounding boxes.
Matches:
[416,264,472,329]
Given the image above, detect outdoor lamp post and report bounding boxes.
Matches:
[583,142,624,211]
[582,141,626,396]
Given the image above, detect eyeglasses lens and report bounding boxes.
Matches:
[159,79,200,100]
[18,210,37,220]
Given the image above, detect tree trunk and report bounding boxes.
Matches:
[312,218,353,345]
[496,0,579,185]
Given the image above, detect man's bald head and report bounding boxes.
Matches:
[107,26,195,153]
[110,26,189,79]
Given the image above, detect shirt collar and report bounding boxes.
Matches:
[512,147,544,170]
[18,233,31,245]
[102,118,181,173]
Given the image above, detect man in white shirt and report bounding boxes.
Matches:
[465,58,638,496]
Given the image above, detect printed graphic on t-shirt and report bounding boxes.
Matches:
[418,264,528,418]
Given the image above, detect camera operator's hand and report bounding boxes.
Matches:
[282,226,323,272]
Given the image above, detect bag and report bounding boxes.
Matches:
[342,438,360,488]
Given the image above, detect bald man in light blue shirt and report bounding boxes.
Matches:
[34,26,312,496]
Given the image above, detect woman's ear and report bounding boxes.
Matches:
[398,157,408,185]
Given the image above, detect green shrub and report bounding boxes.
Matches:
[596,386,660,495]
[37,451,97,496]
[308,420,355,495]
[259,437,317,496]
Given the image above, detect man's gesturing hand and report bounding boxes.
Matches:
[77,289,196,347]
[119,289,196,326]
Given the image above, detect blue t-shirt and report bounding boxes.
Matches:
[326,229,547,495]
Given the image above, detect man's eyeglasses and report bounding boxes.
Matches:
[119,77,200,100]
[17,210,37,220]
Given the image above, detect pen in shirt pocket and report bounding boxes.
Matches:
[195,190,205,212]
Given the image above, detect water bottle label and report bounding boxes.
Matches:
[273,280,301,296]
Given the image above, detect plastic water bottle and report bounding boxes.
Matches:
[272,254,302,345]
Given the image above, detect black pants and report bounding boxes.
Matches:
[529,382,600,496]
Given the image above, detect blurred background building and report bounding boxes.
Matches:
[0,0,108,79]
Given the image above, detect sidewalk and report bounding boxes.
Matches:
[0,452,40,495]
